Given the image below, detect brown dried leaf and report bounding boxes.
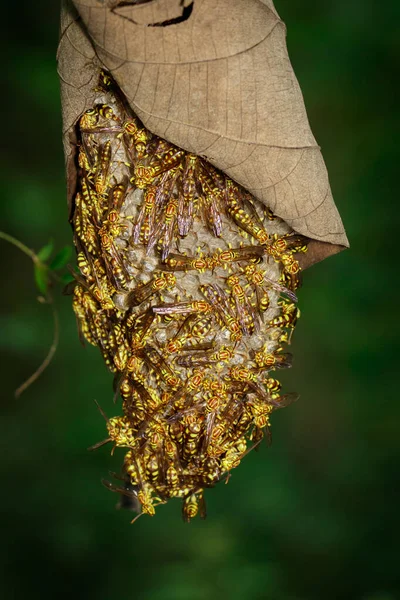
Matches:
[58,0,348,265]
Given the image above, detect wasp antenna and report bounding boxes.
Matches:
[130,511,144,525]
[88,437,112,452]
[94,399,108,421]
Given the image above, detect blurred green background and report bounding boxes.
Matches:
[1,2,398,599]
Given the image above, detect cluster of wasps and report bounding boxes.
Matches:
[69,70,308,523]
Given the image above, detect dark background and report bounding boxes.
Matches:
[1,2,398,599]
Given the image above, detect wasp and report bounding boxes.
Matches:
[265,233,308,259]
[166,463,181,490]
[108,256,129,290]
[220,439,247,473]
[166,326,216,369]
[79,108,99,131]
[228,374,272,405]
[228,365,260,384]
[126,272,176,307]
[95,69,115,92]
[152,300,212,317]
[80,176,103,225]
[126,307,156,342]
[225,181,269,244]
[184,369,206,396]
[206,422,232,458]
[108,181,127,211]
[247,398,274,432]
[132,185,158,245]
[99,208,130,240]
[182,490,206,522]
[144,170,182,255]
[280,254,302,290]
[142,345,181,390]
[201,387,229,453]
[96,103,120,123]
[132,149,184,189]
[72,285,98,346]
[226,274,259,335]
[122,118,140,137]
[102,414,139,449]
[73,192,98,255]
[159,197,179,260]
[95,141,112,196]
[163,320,192,355]
[177,153,199,236]
[253,348,293,371]
[162,438,183,490]
[181,416,203,462]
[70,272,113,334]
[143,452,161,486]
[176,344,234,368]
[166,369,207,415]
[200,284,242,343]
[78,142,98,180]
[102,474,141,512]
[198,163,223,237]
[162,313,210,356]
[162,251,215,273]
[113,341,130,372]
[77,251,93,280]
[190,315,213,340]
[155,145,185,171]
[242,263,298,309]
[80,249,121,307]
[213,244,265,268]
[268,301,300,333]
[133,128,149,160]
[281,253,301,274]
[99,230,129,285]
[125,459,166,521]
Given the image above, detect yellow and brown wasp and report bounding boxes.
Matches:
[242,263,298,310]
[182,490,207,523]
[213,244,265,268]
[198,162,223,237]
[126,272,176,307]
[141,345,182,391]
[177,153,199,236]
[162,251,214,273]
[132,185,157,245]
[225,181,269,244]
[225,273,260,336]
[252,347,293,371]
[152,300,212,317]
[200,284,242,343]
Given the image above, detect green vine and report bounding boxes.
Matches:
[0,232,74,397]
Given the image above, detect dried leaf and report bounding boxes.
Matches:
[58,0,348,266]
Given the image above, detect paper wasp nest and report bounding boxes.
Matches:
[71,71,307,522]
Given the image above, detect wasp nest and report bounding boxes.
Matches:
[70,71,307,523]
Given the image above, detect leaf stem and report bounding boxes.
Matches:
[0,231,38,263]
[14,302,60,399]
[0,231,63,396]
[0,231,62,284]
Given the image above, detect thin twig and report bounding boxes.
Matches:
[0,231,61,397]
[0,231,38,262]
[14,302,59,398]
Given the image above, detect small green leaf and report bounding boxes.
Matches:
[49,246,73,271]
[37,239,54,263]
[34,263,49,295]
[59,272,75,285]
